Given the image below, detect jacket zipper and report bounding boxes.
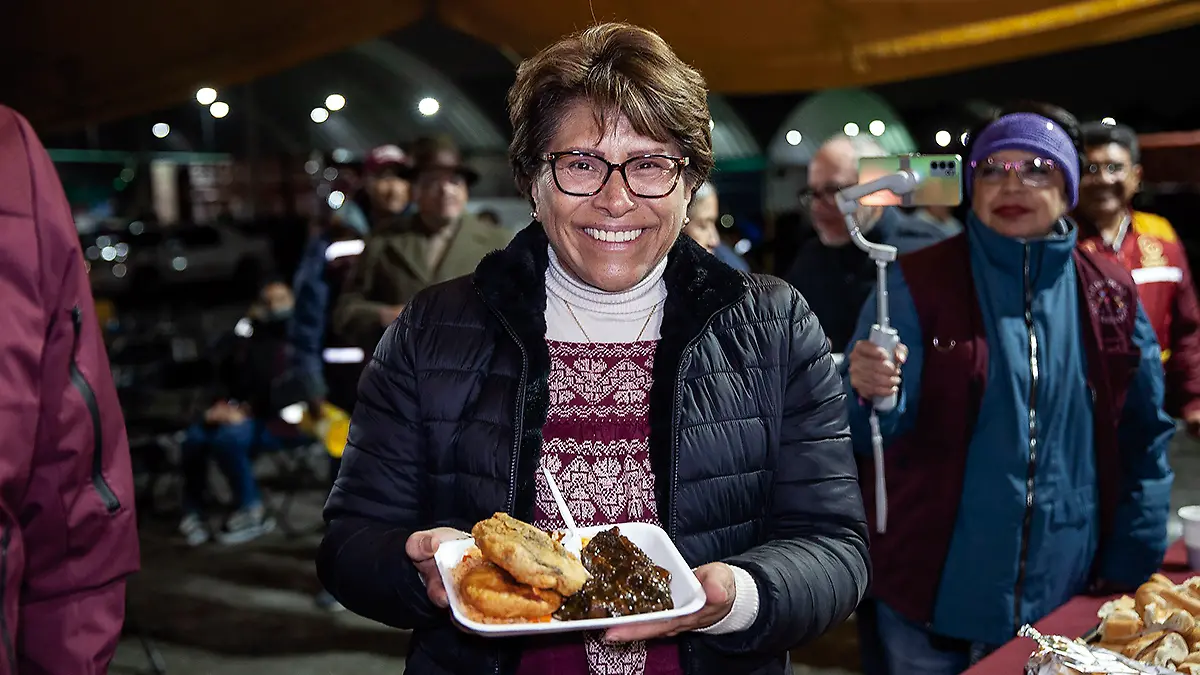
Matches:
[473,289,529,517]
[0,525,13,673]
[500,320,529,518]
[70,307,121,513]
[474,288,528,675]
[670,298,740,675]
[1012,245,1040,634]
[668,299,740,539]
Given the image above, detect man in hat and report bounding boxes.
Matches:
[333,136,512,351]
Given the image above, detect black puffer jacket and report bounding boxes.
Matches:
[317,223,869,675]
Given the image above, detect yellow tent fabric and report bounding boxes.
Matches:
[4,0,1197,131]
[441,0,1200,93]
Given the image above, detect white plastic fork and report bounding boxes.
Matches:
[540,465,583,555]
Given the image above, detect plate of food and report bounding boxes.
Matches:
[434,513,707,636]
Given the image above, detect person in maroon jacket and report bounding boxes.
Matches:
[1075,121,1200,435]
[0,105,140,673]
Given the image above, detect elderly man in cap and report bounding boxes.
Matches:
[334,136,512,351]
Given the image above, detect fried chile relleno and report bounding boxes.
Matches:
[555,527,674,620]
[472,513,591,596]
[456,513,588,623]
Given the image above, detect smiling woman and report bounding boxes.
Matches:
[508,23,713,294]
[318,22,870,675]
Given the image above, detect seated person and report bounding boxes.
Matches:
[178,281,296,546]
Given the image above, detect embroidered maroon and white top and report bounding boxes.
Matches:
[516,339,682,675]
[513,247,761,674]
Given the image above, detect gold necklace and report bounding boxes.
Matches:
[563,301,662,343]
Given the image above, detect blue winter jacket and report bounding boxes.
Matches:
[288,201,373,400]
[287,235,333,401]
[845,213,1175,645]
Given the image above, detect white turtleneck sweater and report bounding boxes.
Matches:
[545,246,668,343]
[542,245,760,635]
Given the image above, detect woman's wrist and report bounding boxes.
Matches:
[694,564,760,635]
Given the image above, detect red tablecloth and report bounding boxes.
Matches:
[963,540,1194,674]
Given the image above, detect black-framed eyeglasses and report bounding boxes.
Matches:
[542,151,690,198]
[971,157,1059,188]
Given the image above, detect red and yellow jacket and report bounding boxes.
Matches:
[1079,211,1200,418]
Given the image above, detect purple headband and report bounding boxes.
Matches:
[966,113,1079,209]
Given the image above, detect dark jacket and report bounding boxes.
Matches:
[216,316,291,416]
[784,207,947,350]
[0,105,139,672]
[317,223,870,675]
[332,212,513,352]
[848,219,1174,644]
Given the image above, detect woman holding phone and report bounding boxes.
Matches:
[845,103,1175,675]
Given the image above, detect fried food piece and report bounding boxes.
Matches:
[459,561,563,620]
[472,513,590,596]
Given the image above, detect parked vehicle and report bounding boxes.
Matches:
[86,222,272,299]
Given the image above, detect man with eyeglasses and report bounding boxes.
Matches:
[1075,122,1200,436]
[783,135,948,352]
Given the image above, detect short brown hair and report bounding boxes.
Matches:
[506,23,713,204]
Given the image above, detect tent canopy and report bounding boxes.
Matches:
[4,0,1198,132]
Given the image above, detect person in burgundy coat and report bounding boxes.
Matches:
[845,105,1175,674]
[1074,121,1200,436]
[0,106,140,672]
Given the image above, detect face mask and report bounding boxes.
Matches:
[266,307,293,322]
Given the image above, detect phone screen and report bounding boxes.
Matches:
[858,154,963,208]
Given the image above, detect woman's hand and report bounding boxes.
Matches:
[204,401,247,425]
[602,563,736,642]
[405,527,470,608]
[848,340,908,400]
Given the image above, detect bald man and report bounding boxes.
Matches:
[783,136,948,351]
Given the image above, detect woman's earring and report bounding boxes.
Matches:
[683,216,690,225]
[531,210,539,221]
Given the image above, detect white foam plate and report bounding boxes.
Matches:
[434,521,706,636]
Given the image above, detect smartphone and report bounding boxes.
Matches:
[858,154,963,207]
